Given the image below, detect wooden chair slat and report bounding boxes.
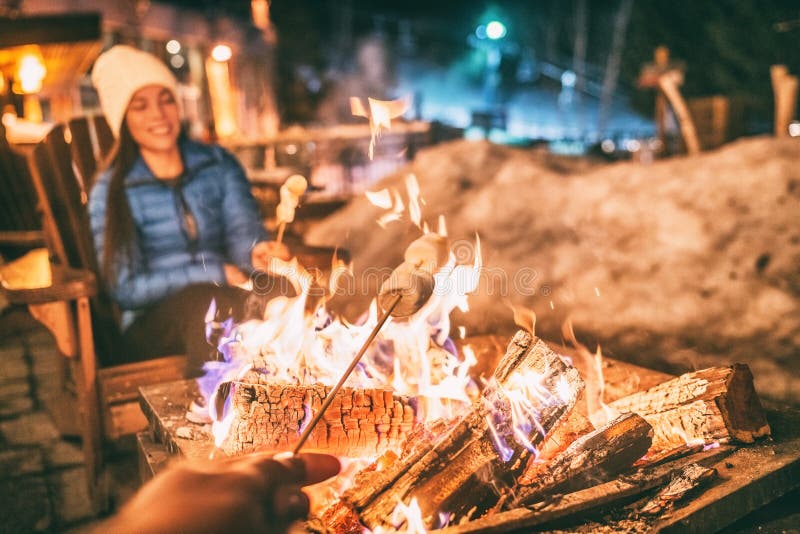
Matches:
[92,115,114,160]
[68,117,96,188]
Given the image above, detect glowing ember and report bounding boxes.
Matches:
[405,174,423,229]
[365,188,393,209]
[351,95,411,159]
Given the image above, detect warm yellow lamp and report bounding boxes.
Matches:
[17,54,46,122]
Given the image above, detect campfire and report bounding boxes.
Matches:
[191,131,773,533]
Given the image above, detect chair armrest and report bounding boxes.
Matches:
[1,265,97,305]
[0,230,45,248]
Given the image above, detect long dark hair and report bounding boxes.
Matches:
[97,120,140,284]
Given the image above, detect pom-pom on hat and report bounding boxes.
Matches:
[91,45,179,137]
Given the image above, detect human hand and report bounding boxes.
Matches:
[103,452,340,534]
[252,240,292,271]
[224,263,249,286]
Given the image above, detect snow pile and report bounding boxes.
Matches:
[306,137,800,404]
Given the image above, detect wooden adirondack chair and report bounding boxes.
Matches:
[0,118,188,510]
[0,115,347,510]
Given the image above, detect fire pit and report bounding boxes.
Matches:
[138,333,800,533]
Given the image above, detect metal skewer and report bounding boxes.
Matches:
[291,293,402,454]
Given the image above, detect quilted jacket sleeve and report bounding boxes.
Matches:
[215,147,269,272]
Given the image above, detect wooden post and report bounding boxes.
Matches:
[75,296,106,512]
[771,65,799,137]
[659,71,701,155]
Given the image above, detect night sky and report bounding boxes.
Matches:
[160,0,800,123]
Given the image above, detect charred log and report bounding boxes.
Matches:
[222,380,416,457]
[508,412,653,508]
[609,364,770,454]
[519,406,594,485]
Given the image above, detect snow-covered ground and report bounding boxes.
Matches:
[306,136,800,405]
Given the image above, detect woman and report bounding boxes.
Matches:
[89,45,288,371]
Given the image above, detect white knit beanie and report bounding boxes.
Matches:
[91,45,179,137]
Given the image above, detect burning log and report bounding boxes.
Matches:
[221,378,416,457]
[507,412,653,508]
[330,330,584,531]
[609,364,770,455]
[521,406,594,481]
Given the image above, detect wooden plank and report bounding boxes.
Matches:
[98,355,187,404]
[507,413,653,508]
[105,401,148,440]
[655,408,800,533]
[67,117,96,186]
[138,379,214,461]
[610,364,771,454]
[136,431,171,483]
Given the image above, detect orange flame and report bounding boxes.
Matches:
[205,231,484,448]
[405,174,423,229]
[505,300,536,336]
[373,497,428,534]
[561,318,619,427]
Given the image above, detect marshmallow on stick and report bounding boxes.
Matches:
[275,174,308,243]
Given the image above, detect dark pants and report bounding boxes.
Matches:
[118,284,254,376]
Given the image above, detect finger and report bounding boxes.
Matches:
[294,452,341,485]
[245,452,340,487]
[271,486,310,520]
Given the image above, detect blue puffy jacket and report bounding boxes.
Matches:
[89,139,268,327]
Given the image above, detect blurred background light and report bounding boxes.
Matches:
[211,44,232,62]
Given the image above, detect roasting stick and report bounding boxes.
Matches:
[291,293,402,454]
[291,234,445,454]
[275,221,287,244]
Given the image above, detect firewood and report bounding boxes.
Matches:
[432,446,733,534]
[339,330,584,531]
[638,463,717,516]
[609,364,770,455]
[518,406,594,485]
[507,413,653,508]
[221,378,416,457]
